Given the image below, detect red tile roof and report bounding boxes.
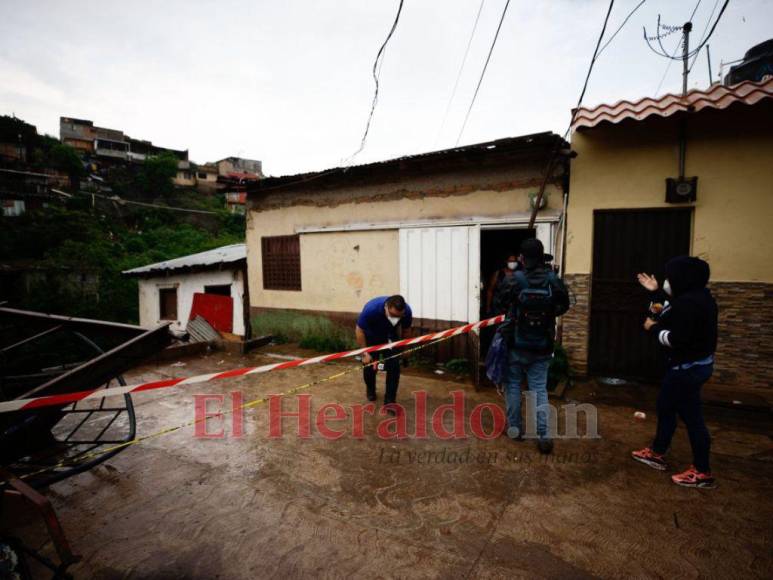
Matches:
[571,77,773,131]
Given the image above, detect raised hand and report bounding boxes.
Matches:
[637,273,659,292]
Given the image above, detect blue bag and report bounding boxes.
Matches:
[485,331,508,385]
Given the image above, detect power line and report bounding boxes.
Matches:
[597,0,647,59]
[565,0,616,139]
[688,0,727,74]
[644,0,729,62]
[687,0,721,74]
[434,0,487,146]
[455,0,511,146]
[654,35,682,95]
[75,190,221,214]
[528,0,616,229]
[648,0,729,94]
[349,0,405,160]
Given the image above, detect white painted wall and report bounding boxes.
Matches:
[137,268,246,336]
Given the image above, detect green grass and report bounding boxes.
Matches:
[252,311,357,353]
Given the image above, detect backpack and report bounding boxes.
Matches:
[511,270,556,351]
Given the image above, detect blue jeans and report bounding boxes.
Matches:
[652,363,713,472]
[504,351,551,439]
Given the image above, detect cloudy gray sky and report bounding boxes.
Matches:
[1,0,770,176]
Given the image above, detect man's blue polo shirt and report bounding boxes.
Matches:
[356,296,413,344]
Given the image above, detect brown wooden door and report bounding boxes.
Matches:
[589,208,692,380]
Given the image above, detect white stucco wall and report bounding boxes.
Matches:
[137,268,246,336]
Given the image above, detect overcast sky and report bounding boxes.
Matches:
[1,0,770,176]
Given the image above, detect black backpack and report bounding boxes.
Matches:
[511,270,556,351]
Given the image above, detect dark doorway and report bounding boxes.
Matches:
[476,227,536,382]
[480,227,536,320]
[589,208,692,380]
[204,284,232,297]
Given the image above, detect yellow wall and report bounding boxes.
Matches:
[246,174,562,313]
[566,102,773,282]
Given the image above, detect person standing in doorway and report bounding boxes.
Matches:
[355,295,413,413]
[499,239,569,454]
[632,257,718,488]
[486,254,520,316]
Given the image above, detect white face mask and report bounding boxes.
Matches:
[507,261,518,270]
[663,279,672,296]
[385,306,401,326]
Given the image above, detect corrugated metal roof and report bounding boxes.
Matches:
[187,315,221,343]
[572,77,773,131]
[123,244,246,276]
[249,132,566,194]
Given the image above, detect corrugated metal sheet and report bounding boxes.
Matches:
[572,77,773,131]
[187,315,221,343]
[249,132,566,192]
[123,244,246,276]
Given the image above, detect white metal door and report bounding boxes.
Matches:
[399,225,480,323]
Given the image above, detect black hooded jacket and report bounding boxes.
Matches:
[651,256,718,366]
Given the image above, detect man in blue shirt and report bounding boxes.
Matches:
[356,295,413,409]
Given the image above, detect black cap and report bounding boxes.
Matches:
[520,238,544,268]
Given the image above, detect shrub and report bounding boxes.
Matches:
[445,358,470,374]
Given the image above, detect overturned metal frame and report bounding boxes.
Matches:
[1,307,170,487]
[1,307,170,576]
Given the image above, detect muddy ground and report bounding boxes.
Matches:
[6,346,772,579]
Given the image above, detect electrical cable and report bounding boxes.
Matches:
[434,0,487,146]
[349,0,405,160]
[644,0,728,62]
[687,0,725,73]
[654,36,683,95]
[527,0,615,229]
[597,0,647,59]
[74,190,221,214]
[455,0,511,146]
[246,1,407,194]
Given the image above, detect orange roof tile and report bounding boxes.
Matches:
[571,77,773,131]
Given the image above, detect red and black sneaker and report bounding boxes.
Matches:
[672,466,716,489]
[631,447,668,471]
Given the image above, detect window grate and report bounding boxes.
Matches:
[262,235,301,291]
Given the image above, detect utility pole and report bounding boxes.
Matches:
[681,21,692,95]
[706,44,713,85]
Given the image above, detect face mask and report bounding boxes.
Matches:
[385,306,401,326]
[663,279,672,296]
[507,261,517,270]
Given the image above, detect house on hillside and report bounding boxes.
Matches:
[244,133,570,364]
[562,77,773,394]
[123,244,250,338]
[217,157,263,178]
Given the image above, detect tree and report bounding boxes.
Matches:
[137,152,178,198]
[48,142,85,186]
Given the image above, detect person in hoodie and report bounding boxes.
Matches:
[632,256,718,488]
[497,238,570,454]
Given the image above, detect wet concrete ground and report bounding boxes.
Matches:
[7,347,773,579]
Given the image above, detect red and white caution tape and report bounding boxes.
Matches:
[0,315,505,414]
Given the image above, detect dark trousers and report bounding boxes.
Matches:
[652,364,713,473]
[363,347,401,404]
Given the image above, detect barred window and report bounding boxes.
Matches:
[261,235,301,291]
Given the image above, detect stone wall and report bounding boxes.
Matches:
[560,274,591,377]
[710,282,773,392]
